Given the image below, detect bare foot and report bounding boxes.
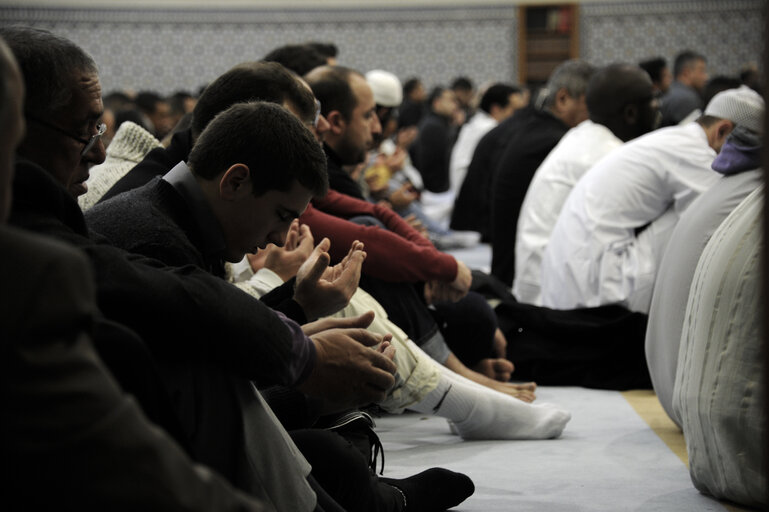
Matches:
[473,357,514,382]
[481,373,537,403]
[505,381,537,391]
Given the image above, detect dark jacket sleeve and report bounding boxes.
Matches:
[0,227,267,512]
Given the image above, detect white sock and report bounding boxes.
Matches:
[408,365,571,440]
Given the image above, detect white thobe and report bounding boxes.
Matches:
[448,110,497,195]
[540,122,720,314]
[513,120,622,304]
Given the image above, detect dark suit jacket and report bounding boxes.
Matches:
[490,107,568,285]
[0,224,265,511]
[410,112,453,193]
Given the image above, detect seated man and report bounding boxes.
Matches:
[541,86,763,314]
[408,85,458,194]
[659,50,708,126]
[0,32,266,512]
[645,121,763,428]
[490,60,596,286]
[449,82,526,197]
[88,101,484,511]
[672,185,765,509]
[514,63,658,305]
[305,65,532,396]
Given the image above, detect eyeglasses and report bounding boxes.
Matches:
[26,114,107,156]
[313,100,322,128]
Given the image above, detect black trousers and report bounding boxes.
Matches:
[359,275,496,367]
[292,429,402,512]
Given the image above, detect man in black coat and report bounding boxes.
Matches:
[490,60,596,286]
[0,32,267,511]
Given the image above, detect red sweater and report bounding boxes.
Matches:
[301,189,458,283]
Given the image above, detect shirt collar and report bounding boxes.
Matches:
[163,161,227,264]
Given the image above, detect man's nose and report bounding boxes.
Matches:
[84,137,107,165]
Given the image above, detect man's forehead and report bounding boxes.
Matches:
[351,75,375,109]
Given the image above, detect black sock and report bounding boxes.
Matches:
[381,467,475,511]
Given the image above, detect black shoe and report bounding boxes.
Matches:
[381,467,475,511]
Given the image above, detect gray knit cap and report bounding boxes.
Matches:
[704,85,764,135]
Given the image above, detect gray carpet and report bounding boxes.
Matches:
[375,386,727,511]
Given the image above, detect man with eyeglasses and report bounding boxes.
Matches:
[16,51,106,198]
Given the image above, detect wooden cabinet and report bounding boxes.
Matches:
[518,4,579,88]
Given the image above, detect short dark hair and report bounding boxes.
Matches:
[305,41,338,59]
[479,83,521,114]
[673,50,706,78]
[191,61,316,138]
[638,57,667,83]
[696,114,726,129]
[136,91,165,115]
[169,90,194,117]
[263,44,327,77]
[0,26,97,116]
[427,86,447,108]
[586,63,653,120]
[188,101,328,197]
[305,65,362,121]
[451,76,473,91]
[104,91,135,113]
[115,109,152,133]
[403,78,422,97]
[703,75,741,106]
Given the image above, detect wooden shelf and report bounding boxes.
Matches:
[518,4,579,88]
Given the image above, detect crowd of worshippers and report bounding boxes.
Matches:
[0,24,765,511]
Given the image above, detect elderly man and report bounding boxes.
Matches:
[3,25,399,512]
[541,86,764,315]
[514,63,658,305]
[489,60,596,286]
[0,35,268,511]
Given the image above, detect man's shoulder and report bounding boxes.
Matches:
[0,224,88,268]
[87,179,183,245]
[0,225,92,307]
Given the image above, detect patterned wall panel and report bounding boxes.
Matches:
[581,0,764,76]
[0,5,519,96]
[0,1,763,97]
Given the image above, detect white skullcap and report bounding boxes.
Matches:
[365,69,403,107]
[704,85,764,135]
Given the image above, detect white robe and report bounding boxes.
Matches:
[540,122,720,314]
[513,120,622,305]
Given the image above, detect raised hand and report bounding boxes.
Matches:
[247,220,314,281]
[293,238,366,320]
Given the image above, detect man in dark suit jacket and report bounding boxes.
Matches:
[0,32,266,512]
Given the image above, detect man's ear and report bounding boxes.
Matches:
[623,103,639,125]
[219,163,251,200]
[717,120,735,141]
[324,110,347,136]
[553,88,570,113]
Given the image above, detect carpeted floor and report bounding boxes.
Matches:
[375,386,753,511]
